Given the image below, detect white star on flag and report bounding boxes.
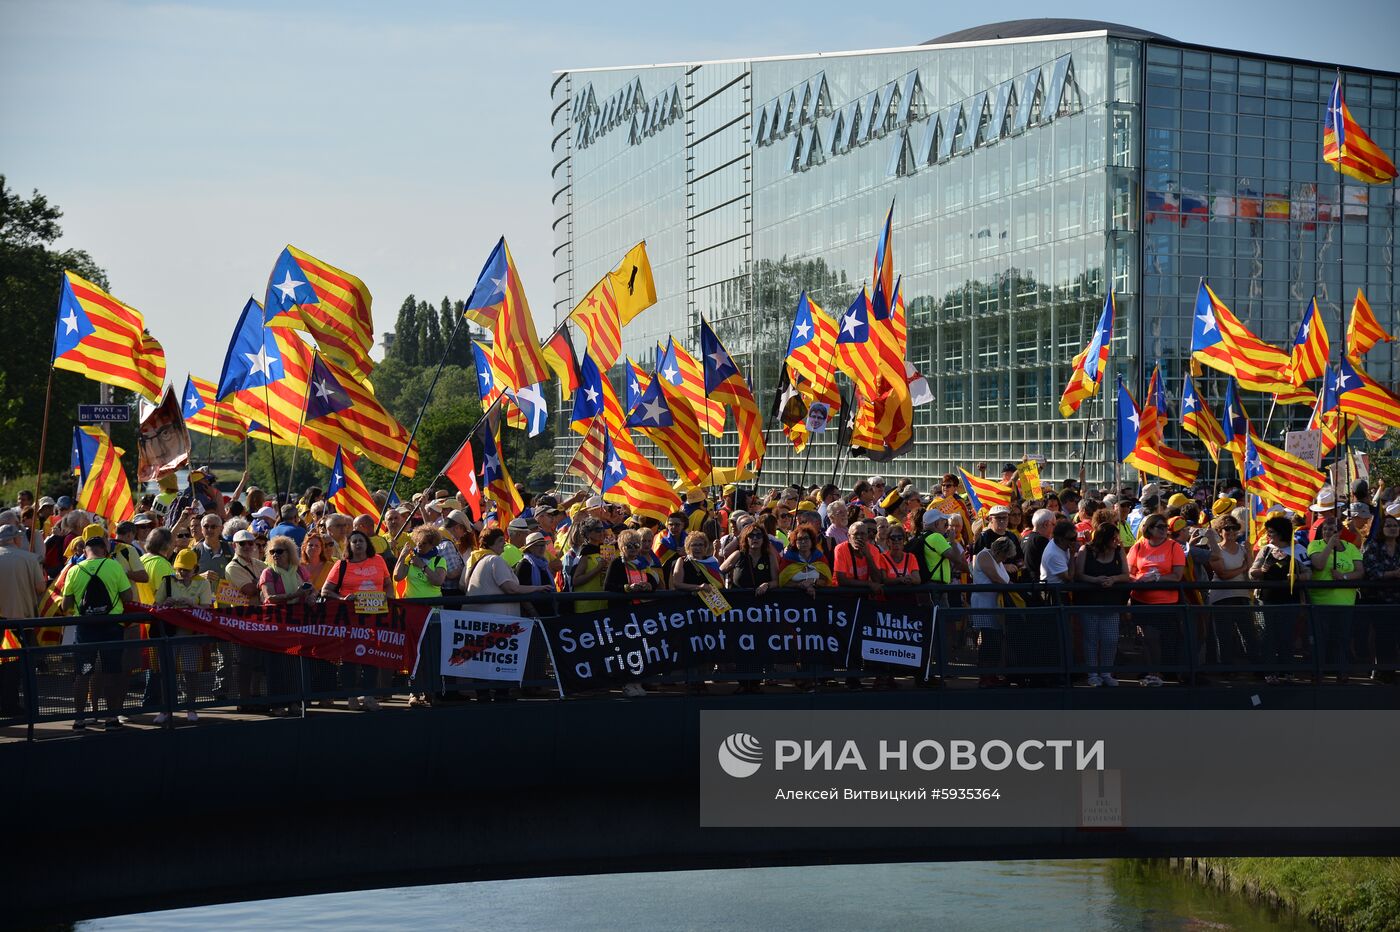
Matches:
[491,275,507,298]
[1183,394,1197,412]
[484,451,500,475]
[1196,310,1218,335]
[662,365,678,382]
[274,270,306,303]
[1128,410,1140,431]
[1334,371,1350,390]
[841,311,862,337]
[584,386,600,404]
[794,321,812,341]
[244,345,275,379]
[62,309,80,334]
[607,454,623,475]
[641,398,666,423]
[185,391,200,412]
[708,348,730,370]
[313,378,336,402]
[629,378,640,397]
[1299,320,1310,341]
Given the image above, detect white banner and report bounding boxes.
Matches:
[438,610,535,683]
[1284,429,1323,468]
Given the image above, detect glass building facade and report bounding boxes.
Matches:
[550,24,1398,488]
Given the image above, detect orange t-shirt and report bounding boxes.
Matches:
[1126,539,1184,604]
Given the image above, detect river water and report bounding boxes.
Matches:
[79,860,1306,931]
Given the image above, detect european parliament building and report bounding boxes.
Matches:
[549,19,1398,487]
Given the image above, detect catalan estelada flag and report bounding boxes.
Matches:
[628,371,712,490]
[1334,355,1400,428]
[1180,372,1225,463]
[1242,431,1325,515]
[470,340,525,430]
[959,468,1011,513]
[1221,377,1252,455]
[784,291,838,396]
[54,272,166,402]
[835,287,882,398]
[1346,288,1393,361]
[658,337,723,438]
[869,201,896,324]
[464,238,552,390]
[1288,297,1329,386]
[181,375,245,442]
[1124,373,1198,487]
[72,426,134,526]
[569,349,607,434]
[568,275,622,370]
[1190,281,1309,401]
[624,357,649,415]
[1324,75,1397,184]
[325,445,377,518]
[263,246,376,382]
[1309,371,1348,456]
[567,414,607,492]
[608,241,657,327]
[480,421,523,524]
[1058,292,1115,417]
[595,377,680,521]
[295,347,419,475]
[700,317,765,472]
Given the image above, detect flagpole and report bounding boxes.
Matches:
[29,285,65,553]
[259,381,281,503]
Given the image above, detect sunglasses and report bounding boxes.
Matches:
[889,534,907,542]
[1221,525,1240,532]
[269,548,290,555]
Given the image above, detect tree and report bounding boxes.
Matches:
[420,298,442,363]
[0,175,114,483]
[392,295,419,366]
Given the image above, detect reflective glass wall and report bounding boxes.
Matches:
[1140,46,1398,466]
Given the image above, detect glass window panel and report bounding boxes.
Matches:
[989,79,1013,140]
[1014,69,1042,133]
[1044,55,1071,120]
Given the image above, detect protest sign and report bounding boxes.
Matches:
[147,601,431,672]
[438,610,534,683]
[1284,429,1323,468]
[847,600,937,672]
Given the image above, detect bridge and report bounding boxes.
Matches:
[4,585,1399,925]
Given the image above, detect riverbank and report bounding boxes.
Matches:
[1171,858,1400,931]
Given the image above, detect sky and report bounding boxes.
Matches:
[3,0,1398,384]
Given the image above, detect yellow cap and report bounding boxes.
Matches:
[1211,497,1238,516]
[722,484,737,495]
[796,501,817,512]
[83,523,108,544]
[1167,515,1187,533]
[1168,492,1190,508]
[157,473,178,491]
[173,549,199,570]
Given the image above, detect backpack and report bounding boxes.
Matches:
[77,559,115,616]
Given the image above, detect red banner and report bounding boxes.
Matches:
[147,601,433,672]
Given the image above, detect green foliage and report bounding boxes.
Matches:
[1367,428,1400,489]
[1196,858,1400,932]
[0,175,113,483]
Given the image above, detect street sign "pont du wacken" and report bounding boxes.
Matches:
[77,404,132,424]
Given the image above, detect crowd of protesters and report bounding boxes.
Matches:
[3,459,1399,727]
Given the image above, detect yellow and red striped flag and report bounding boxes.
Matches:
[1180,372,1226,463]
[1346,288,1393,361]
[463,238,553,390]
[566,415,606,492]
[568,276,622,370]
[1242,431,1325,515]
[263,246,376,382]
[1190,281,1311,402]
[1324,76,1397,184]
[325,445,378,518]
[1288,298,1329,386]
[1334,356,1400,429]
[598,378,680,520]
[1125,370,1199,487]
[53,272,165,402]
[290,339,419,475]
[71,426,134,526]
[629,372,712,489]
[700,318,765,472]
[784,292,838,396]
[658,337,724,438]
[835,287,884,398]
[180,375,246,442]
[1059,293,1115,417]
[959,468,1011,512]
[480,421,523,526]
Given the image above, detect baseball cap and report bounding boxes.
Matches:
[1346,502,1372,518]
[0,524,24,543]
[988,505,1011,517]
[57,496,74,508]
[173,549,199,570]
[1385,501,1400,518]
[1167,516,1187,533]
[232,530,257,543]
[253,506,278,521]
[1167,493,1190,509]
[922,510,950,527]
[132,513,155,526]
[796,501,817,512]
[585,495,605,509]
[83,523,108,544]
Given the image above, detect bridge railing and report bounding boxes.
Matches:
[2,579,1397,740]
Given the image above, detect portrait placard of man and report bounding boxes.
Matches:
[137,387,192,482]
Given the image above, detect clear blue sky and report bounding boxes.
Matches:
[3,0,1397,383]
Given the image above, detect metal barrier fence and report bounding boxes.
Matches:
[2,580,1397,740]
